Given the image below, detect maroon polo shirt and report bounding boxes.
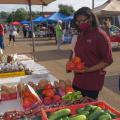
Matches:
[73,28,113,91]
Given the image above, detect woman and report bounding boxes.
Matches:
[66,7,113,99]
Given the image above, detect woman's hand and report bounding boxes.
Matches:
[74,62,109,73]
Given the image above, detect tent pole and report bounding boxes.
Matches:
[92,0,94,9]
[28,0,35,60]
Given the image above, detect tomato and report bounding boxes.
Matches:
[43,97,52,105]
[75,63,85,70]
[42,89,55,97]
[66,62,74,71]
[53,95,61,103]
[22,91,30,97]
[23,98,32,108]
[65,86,74,93]
[42,89,48,95]
[72,57,81,65]
[44,84,53,89]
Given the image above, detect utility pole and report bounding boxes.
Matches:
[92,0,95,9]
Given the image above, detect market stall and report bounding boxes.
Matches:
[0,55,120,120]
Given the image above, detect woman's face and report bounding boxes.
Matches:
[76,15,89,26]
[75,15,92,31]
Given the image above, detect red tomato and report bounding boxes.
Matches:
[42,90,48,95]
[22,91,30,97]
[75,63,85,70]
[43,89,55,97]
[66,62,74,71]
[53,95,61,103]
[72,57,81,65]
[23,98,32,108]
[44,84,53,89]
[65,86,74,93]
[43,97,52,105]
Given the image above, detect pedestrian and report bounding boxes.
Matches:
[8,25,17,46]
[22,25,27,38]
[0,24,5,54]
[66,7,113,100]
[55,20,63,50]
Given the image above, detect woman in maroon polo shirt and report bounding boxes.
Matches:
[67,7,113,99]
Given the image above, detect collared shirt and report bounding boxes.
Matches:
[55,24,63,39]
[73,28,113,91]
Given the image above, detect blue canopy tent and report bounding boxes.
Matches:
[63,15,73,22]
[20,20,30,24]
[47,12,68,22]
[33,16,47,23]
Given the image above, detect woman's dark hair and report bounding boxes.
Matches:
[73,7,99,29]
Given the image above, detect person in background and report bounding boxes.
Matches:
[66,7,113,100]
[55,20,63,50]
[102,21,110,35]
[0,24,5,54]
[8,25,17,46]
[22,25,27,38]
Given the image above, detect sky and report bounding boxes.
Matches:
[0,0,108,12]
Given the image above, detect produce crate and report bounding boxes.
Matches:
[0,71,26,78]
[41,101,120,120]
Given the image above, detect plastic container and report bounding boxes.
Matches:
[41,101,120,120]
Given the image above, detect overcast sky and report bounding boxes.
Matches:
[0,0,107,12]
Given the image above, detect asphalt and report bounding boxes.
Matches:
[3,34,120,111]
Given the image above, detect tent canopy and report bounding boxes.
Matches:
[0,0,55,5]
[33,16,47,23]
[93,0,120,16]
[48,12,68,22]
[10,21,21,25]
[21,20,30,24]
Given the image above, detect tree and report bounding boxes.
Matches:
[0,11,9,18]
[58,4,75,16]
[14,8,29,21]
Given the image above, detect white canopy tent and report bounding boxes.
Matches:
[93,0,120,16]
[0,0,56,60]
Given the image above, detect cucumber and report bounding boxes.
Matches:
[77,108,84,114]
[61,116,69,120]
[97,113,112,120]
[48,108,71,120]
[78,111,90,117]
[70,115,87,120]
[104,110,118,119]
[84,105,94,111]
[88,110,104,120]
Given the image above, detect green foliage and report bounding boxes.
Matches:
[58,4,75,16]
[0,11,9,19]
[14,8,29,21]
